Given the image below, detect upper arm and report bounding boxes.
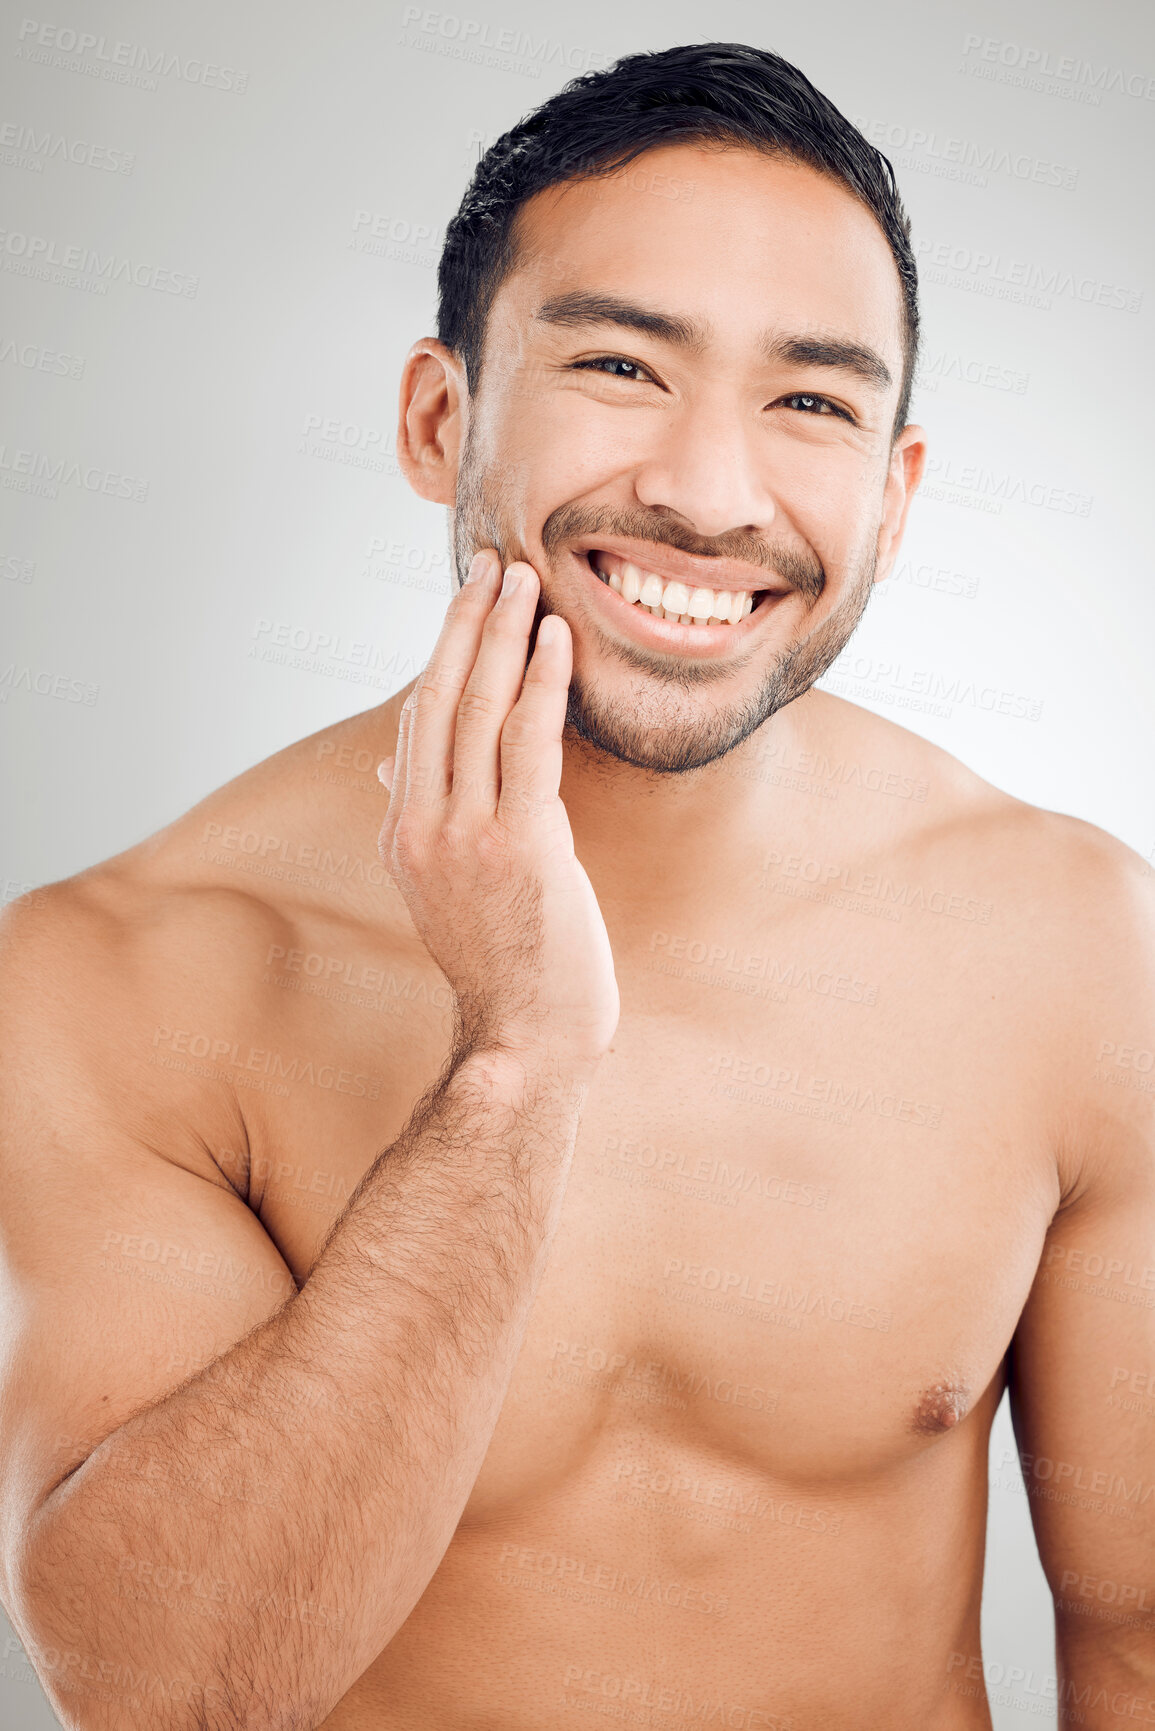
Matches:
[1007,837,1155,1665]
[0,886,297,1605]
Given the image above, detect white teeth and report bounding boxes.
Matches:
[593,554,763,625]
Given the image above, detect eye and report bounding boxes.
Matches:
[777,392,854,423]
[570,355,659,384]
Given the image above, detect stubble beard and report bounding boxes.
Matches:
[452,435,878,775]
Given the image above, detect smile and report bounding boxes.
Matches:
[570,541,793,657]
[589,550,758,625]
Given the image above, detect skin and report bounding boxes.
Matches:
[438,144,921,774]
[0,143,1153,1731]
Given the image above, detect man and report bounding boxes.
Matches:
[0,38,1151,1731]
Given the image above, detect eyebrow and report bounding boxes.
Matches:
[764,334,892,392]
[535,291,706,353]
[533,291,893,393]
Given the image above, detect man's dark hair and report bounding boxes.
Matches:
[437,41,919,436]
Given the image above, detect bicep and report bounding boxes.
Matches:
[0,1087,296,1585]
[1008,1113,1155,1627]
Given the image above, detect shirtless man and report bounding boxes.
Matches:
[0,38,1152,1731]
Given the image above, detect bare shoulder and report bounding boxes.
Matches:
[0,859,294,1205]
[2,692,405,968]
[0,695,408,1192]
[826,692,1155,1055]
[815,689,1154,910]
[917,722,1154,946]
[0,757,363,1558]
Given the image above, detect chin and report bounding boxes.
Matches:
[562,666,790,775]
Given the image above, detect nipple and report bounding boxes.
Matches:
[912,1382,971,1435]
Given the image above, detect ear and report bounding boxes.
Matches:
[873,423,927,583]
[396,339,469,505]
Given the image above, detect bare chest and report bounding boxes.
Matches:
[238,922,1058,1515]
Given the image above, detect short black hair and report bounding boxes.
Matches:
[437,41,919,436]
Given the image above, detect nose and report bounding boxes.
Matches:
[632,393,778,542]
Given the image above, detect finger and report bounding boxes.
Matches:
[449,561,542,820]
[405,549,504,807]
[376,693,408,795]
[497,613,572,829]
[377,695,413,858]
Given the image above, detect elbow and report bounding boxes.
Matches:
[2,1519,214,1731]
[4,1504,327,1731]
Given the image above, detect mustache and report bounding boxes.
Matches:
[539,502,826,603]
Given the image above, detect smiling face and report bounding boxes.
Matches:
[411,142,925,773]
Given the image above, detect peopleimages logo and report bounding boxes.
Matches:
[0,120,135,175]
[0,336,85,379]
[0,443,148,503]
[914,237,1141,315]
[915,351,1028,398]
[349,210,444,269]
[0,228,198,297]
[920,455,1092,518]
[397,5,610,78]
[960,33,1155,102]
[854,115,1078,190]
[14,18,249,92]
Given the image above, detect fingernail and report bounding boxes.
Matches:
[465,551,492,584]
[500,567,522,600]
[377,758,394,787]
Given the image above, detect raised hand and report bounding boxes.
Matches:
[378,551,620,1072]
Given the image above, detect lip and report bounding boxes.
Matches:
[571,533,793,598]
[570,544,796,658]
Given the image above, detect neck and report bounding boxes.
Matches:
[558,692,821,898]
[357,682,831,920]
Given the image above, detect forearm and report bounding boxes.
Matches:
[15,1046,591,1731]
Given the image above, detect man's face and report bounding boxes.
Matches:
[450,143,922,773]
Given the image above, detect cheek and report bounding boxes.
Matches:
[778,447,885,569]
[501,392,649,498]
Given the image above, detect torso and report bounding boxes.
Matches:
[66,688,1079,1730]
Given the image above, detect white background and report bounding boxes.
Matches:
[1,0,1152,1723]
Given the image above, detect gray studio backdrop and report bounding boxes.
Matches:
[1,0,1152,1724]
